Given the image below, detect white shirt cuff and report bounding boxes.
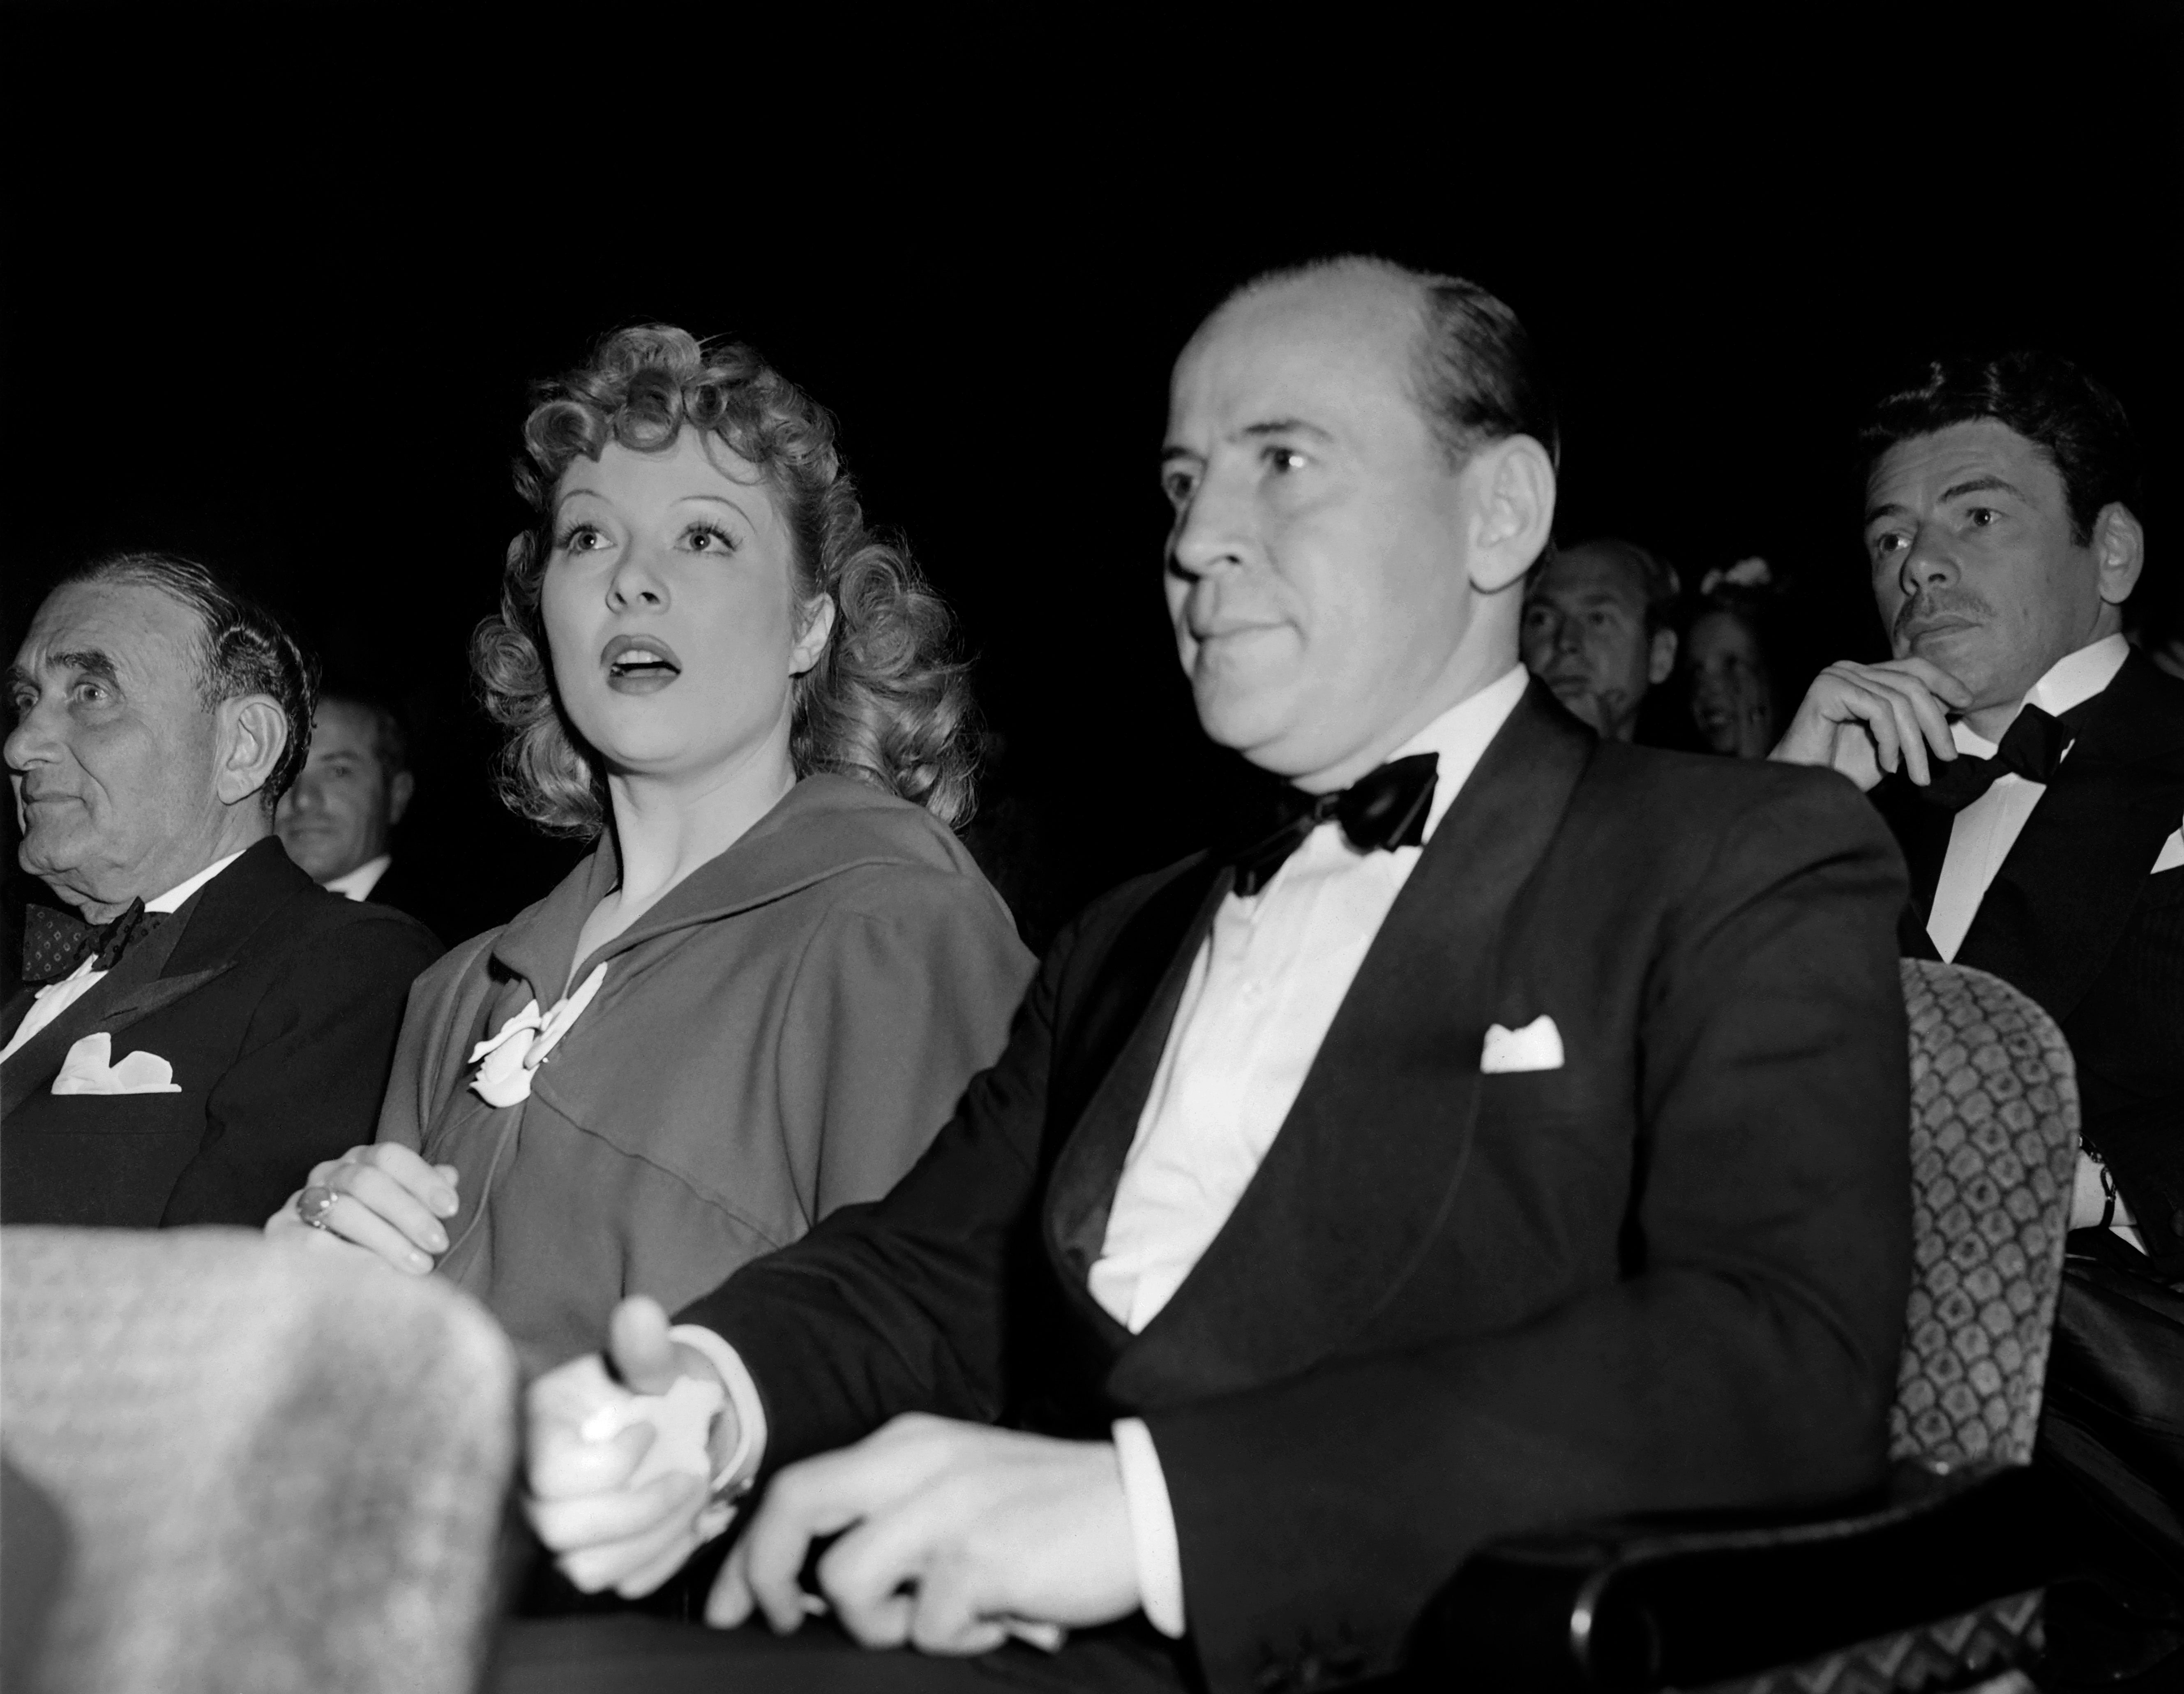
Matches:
[667,1324,768,1493]
[1112,1417,1186,1639]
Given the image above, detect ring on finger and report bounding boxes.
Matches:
[296,1184,340,1230]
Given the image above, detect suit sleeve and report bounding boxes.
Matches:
[1141,778,1912,1691]
[161,909,443,1225]
[780,873,1036,1220]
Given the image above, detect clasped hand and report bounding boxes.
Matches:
[263,1141,460,1274]
[1770,656,1972,790]
[527,1295,1142,1654]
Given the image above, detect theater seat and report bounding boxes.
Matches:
[0,1227,517,1694]
[1414,960,2080,1694]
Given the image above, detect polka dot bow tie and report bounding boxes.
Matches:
[21,898,171,986]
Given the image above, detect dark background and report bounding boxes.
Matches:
[5,2,2178,946]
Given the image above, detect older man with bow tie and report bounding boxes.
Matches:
[2,552,440,1227]
[468,258,1912,1694]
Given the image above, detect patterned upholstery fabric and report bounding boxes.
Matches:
[0,1227,517,1694]
[1696,965,2078,1694]
[1891,959,2080,1470]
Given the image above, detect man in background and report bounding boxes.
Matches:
[275,686,444,939]
[1519,536,1679,741]
[1771,351,2183,1680]
[2,553,440,1226]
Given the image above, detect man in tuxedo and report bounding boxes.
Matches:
[1769,351,2184,1668]
[275,686,453,942]
[487,259,1910,1693]
[1519,536,1679,742]
[2,553,441,1228]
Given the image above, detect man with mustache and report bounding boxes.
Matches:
[488,258,1911,1693]
[1771,351,2184,1675]
[3,553,441,1225]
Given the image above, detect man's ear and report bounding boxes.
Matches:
[387,769,416,829]
[1467,435,1558,596]
[1647,627,1679,687]
[789,595,838,677]
[216,695,288,806]
[2093,503,2145,607]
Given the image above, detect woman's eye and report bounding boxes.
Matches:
[686,522,738,554]
[556,523,605,553]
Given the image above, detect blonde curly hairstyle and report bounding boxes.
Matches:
[474,326,978,838]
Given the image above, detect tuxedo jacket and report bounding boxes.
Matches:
[0,838,442,1228]
[683,686,1913,1694]
[358,857,454,949]
[1882,650,2184,1276]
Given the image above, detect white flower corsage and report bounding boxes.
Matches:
[1699,556,1773,597]
[468,962,608,1108]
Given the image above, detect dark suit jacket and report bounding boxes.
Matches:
[1882,650,2184,1275]
[680,686,1912,1694]
[0,838,442,1228]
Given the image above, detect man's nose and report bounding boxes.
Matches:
[1899,524,1958,597]
[1554,615,1586,655]
[4,699,60,772]
[1167,480,1250,585]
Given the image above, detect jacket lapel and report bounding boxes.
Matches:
[0,913,203,1117]
[1111,687,1596,1403]
[1955,652,2184,1024]
[0,840,300,1117]
[1043,855,1229,1292]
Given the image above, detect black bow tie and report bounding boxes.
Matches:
[1915,700,2093,814]
[20,898,171,987]
[1231,753,1439,897]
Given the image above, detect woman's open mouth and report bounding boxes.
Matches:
[601,633,682,694]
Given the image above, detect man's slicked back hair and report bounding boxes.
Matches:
[1859,350,2142,546]
[55,552,318,810]
[318,687,411,779]
[1234,256,1561,471]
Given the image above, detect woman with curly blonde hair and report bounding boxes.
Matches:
[270,326,1033,1375]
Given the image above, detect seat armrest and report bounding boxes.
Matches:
[1411,1463,2068,1692]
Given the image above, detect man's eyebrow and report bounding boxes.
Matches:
[1939,474,2023,504]
[1239,418,1334,444]
[1863,499,1915,529]
[48,649,118,681]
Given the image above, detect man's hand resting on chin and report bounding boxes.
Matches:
[525,1296,738,1598]
[1770,656,1972,790]
[709,1414,1141,1655]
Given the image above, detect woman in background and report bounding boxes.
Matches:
[1684,558,1794,759]
[270,326,1033,1372]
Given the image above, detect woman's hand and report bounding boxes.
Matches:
[263,1143,461,1275]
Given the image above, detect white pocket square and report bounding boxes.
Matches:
[2155,826,2183,875]
[51,1032,182,1096]
[1481,1015,1564,1074]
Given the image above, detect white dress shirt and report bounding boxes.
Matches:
[323,854,393,903]
[680,667,1534,1640]
[0,851,245,1064]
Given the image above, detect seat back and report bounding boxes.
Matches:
[1891,959,2079,1470]
[0,1227,517,1694]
